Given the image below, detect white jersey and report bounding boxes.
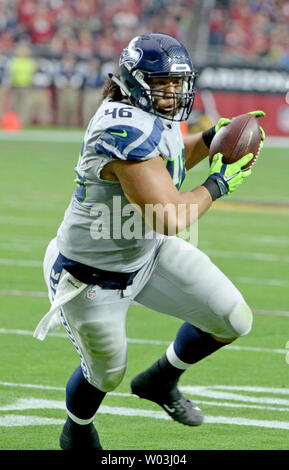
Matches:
[57,99,186,272]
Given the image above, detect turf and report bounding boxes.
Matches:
[0,130,289,451]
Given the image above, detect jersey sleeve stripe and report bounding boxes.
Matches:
[95,125,144,160]
[127,118,164,160]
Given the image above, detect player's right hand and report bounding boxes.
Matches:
[208,152,254,196]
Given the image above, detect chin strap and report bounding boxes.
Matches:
[109,73,131,98]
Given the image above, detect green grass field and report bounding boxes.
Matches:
[0,129,289,451]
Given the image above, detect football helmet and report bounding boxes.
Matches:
[112,33,198,121]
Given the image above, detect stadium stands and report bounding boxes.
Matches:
[208,0,289,67]
[0,0,287,127]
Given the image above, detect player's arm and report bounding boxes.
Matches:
[183,131,210,170]
[106,156,212,235]
[105,152,252,235]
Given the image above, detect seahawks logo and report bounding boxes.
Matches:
[119,36,143,67]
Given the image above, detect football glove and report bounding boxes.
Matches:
[208,152,254,196]
[214,117,231,133]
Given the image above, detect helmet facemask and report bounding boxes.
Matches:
[145,73,197,122]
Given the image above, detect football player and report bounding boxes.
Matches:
[34,33,265,449]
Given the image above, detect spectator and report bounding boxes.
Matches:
[209,0,289,66]
[29,4,54,45]
[49,26,78,57]
[81,56,105,126]
[28,56,53,125]
[0,54,9,119]
[54,53,83,126]
[76,29,95,60]
[94,25,121,61]
[8,42,36,126]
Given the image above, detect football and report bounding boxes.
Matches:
[209,113,262,169]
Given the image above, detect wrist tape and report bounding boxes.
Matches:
[202,126,216,148]
[202,177,222,201]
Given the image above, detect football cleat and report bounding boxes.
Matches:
[131,373,204,426]
[60,416,103,450]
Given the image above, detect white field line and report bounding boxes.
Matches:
[0,129,84,142]
[253,309,289,317]
[2,412,289,431]
[205,249,289,263]
[2,395,289,414]
[1,396,289,430]
[0,259,42,267]
[0,130,288,147]
[0,216,45,226]
[234,235,289,246]
[0,328,287,355]
[0,290,48,298]
[234,277,289,287]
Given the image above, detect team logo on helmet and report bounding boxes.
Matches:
[119,36,143,68]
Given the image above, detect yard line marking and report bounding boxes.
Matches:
[2,412,289,431]
[253,309,289,317]
[224,345,287,354]
[206,249,289,263]
[0,290,48,298]
[0,329,287,354]
[0,415,64,427]
[2,396,289,414]
[181,386,289,406]
[207,385,289,394]
[235,235,289,246]
[1,130,288,147]
[234,277,289,287]
[0,381,65,391]
[0,129,84,143]
[0,258,42,267]
[1,400,289,430]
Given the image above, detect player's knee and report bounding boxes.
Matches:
[89,365,126,392]
[228,302,253,337]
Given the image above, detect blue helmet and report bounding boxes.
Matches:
[112,33,198,121]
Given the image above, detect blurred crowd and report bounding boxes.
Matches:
[209,0,289,67]
[0,0,194,127]
[0,0,288,128]
[0,0,193,59]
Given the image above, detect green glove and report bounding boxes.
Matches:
[214,117,231,133]
[248,110,266,119]
[208,153,254,196]
[248,110,266,155]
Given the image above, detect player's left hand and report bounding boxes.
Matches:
[214,117,231,133]
[248,110,266,155]
[209,152,254,196]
